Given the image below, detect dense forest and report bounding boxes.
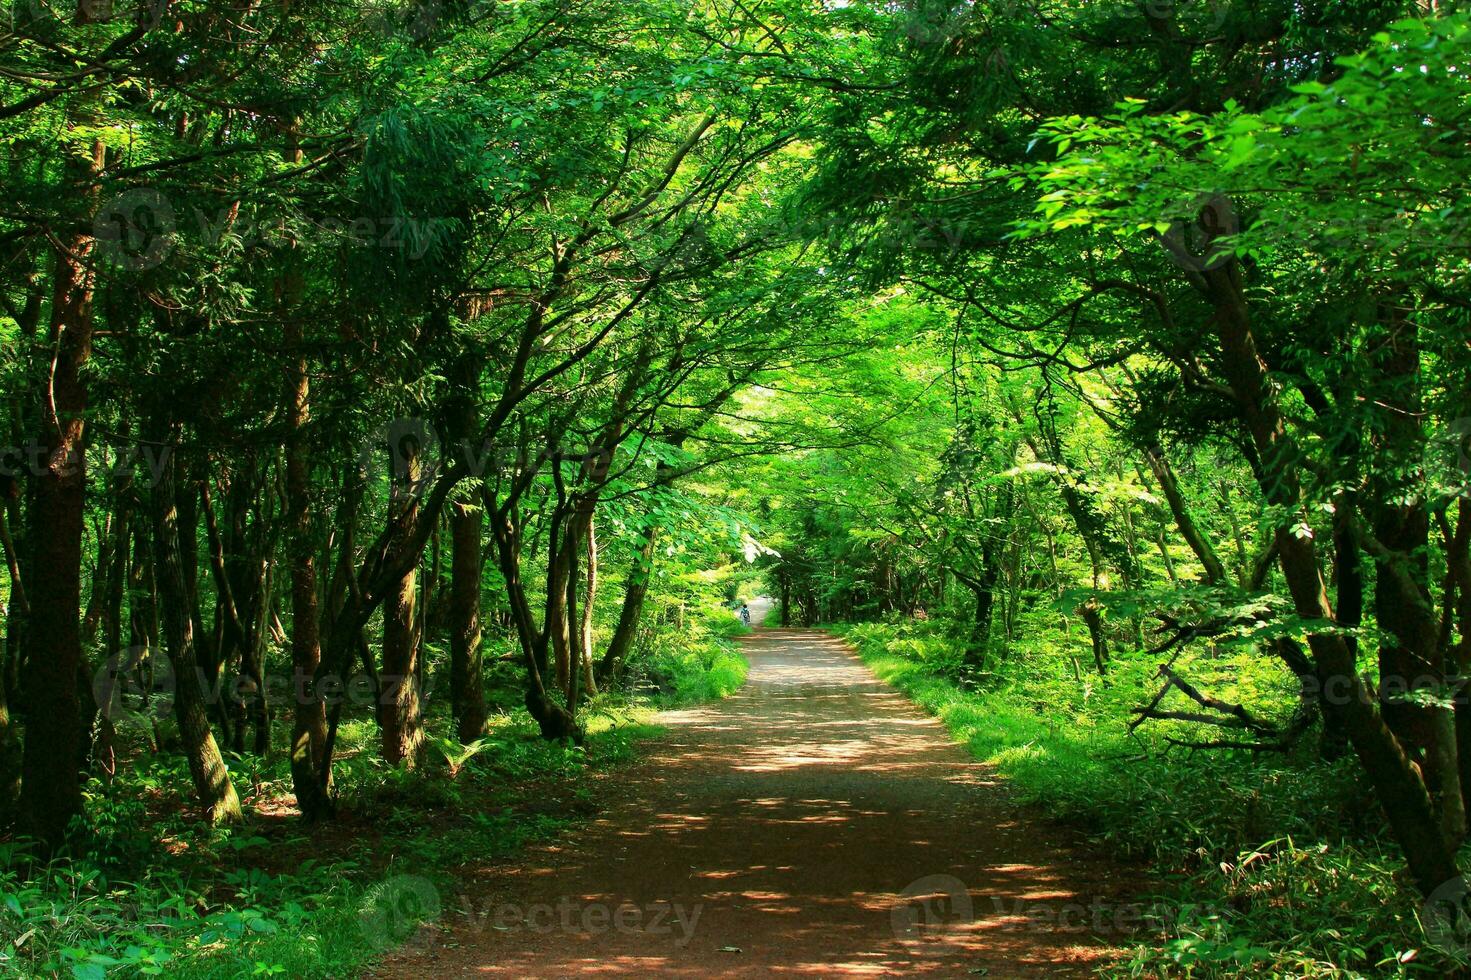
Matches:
[2,0,1470,975]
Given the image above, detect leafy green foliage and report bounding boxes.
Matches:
[841,620,1467,977]
[0,614,747,977]
[3,0,1471,973]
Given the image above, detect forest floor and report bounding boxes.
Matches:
[370,622,1145,977]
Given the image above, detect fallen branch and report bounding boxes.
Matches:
[1164,706,1318,753]
[1161,666,1273,734]
[1133,708,1256,729]
[1129,665,1275,737]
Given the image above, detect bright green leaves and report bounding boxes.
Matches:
[1019,10,1471,274]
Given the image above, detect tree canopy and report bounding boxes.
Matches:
[3,0,1471,975]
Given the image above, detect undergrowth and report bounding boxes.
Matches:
[630,614,750,706]
[0,618,748,978]
[837,619,1467,979]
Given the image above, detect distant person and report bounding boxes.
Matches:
[740,602,751,625]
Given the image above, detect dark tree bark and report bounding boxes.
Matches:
[599,522,658,681]
[1143,445,1227,586]
[1324,509,1360,762]
[449,496,488,743]
[149,421,242,825]
[0,492,24,818]
[490,500,579,742]
[1016,414,1123,676]
[203,475,270,756]
[1203,253,1458,897]
[19,138,102,849]
[276,119,333,817]
[379,437,426,768]
[1363,308,1463,839]
[1442,499,1471,819]
[578,515,599,698]
[88,487,130,781]
[282,315,331,818]
[780,567,791,627]
[446,357,488,743]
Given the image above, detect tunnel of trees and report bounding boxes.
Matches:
[2,0,1471,975]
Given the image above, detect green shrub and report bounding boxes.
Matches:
[837,620,1459,978]
[2,620,749,979]
[627,608,750,706]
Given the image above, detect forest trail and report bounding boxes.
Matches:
[372,629,1137,977]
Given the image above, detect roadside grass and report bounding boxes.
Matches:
[0,623,748,979]
[837,619,1465,979]
[628,613,750,707]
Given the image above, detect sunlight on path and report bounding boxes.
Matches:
[371,629,1137,978]
[746,596,774,626]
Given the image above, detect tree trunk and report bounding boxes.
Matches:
[277,119,332,816]
[1018,423,1118,675]
[0,485,29,817]
[150,421,242,825]
[449,496,487,743]
[203,477,269,756]
[564,508,583,709]
[1364,307,1462,840]
[579,515,599,698]
[282,317,331,817]
[380,437,425,768]
[1442,499,1471,819]
[90,498,128,781]
[1203,255,1458,896]
[2,262,44,721]
[491,507,580,741]
[444,353,488,742]
[598,522,659,681]
[19,137,103,849]
[1324,510,1359,762]
[1143,445,1227,585]
[547,523,574,694]
[967,582,994,665]
[1079,599,1109,676]
[780,567,791,627]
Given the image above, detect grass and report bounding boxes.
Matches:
[836,619,1466,979]
[0,622,749,979]
[625,613,751,707]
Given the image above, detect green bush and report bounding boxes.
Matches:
[837,620,1460,978]
[627,608,750,706]
[2,621,749,979]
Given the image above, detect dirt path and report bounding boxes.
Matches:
[372,627,1139,977]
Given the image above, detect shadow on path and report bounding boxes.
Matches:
[371,628,1140,977]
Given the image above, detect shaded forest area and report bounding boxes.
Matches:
[3,0,1471,975]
